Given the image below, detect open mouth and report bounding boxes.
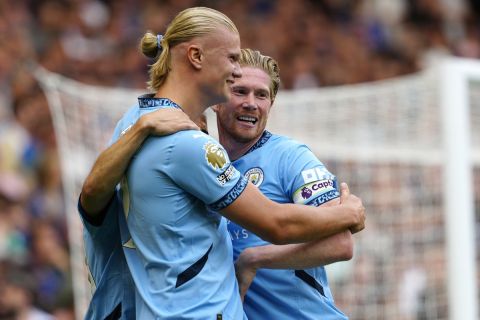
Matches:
[237,115,257,125]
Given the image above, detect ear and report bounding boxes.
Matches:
[211,104,220,113]
[187,45,203,70]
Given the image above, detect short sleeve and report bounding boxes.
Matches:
[108,105,140,146]
[166,132,247,210]
[283,144,339,207]
[78,191,120,239]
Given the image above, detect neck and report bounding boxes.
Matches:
[155,73,210,121]
[218,128,264,161]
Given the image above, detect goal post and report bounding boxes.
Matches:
[34,57,479,320]
[439,58,479,320]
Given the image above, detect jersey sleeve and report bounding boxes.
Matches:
[108,105,139,146]
[166,132,248,211]
[282,144,339,207]
[78,190,120,239]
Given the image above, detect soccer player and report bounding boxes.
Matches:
[78,108,198,319]
[214,49,351,319]
[80,7,365,319]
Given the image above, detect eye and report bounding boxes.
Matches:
[232,87,247,96]
[256,91,270,100]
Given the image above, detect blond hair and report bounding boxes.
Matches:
[239,49,281,102]
[140,7,238,91]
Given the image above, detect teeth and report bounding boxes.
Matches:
[238,116,256,122]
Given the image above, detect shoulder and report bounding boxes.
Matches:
[111,105,139,143]
[170,131,223,153]
[268,133,313,159]
[156,131,232,172]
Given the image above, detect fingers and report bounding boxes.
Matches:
[339,182,350,203]
[179,121,199,131]
[350,202,366,234]
[145,108,201,135]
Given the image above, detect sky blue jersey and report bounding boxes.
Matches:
[78,96,188,320]
[227,131,348,320]
[78,111,138,320]
[116,95,248,319]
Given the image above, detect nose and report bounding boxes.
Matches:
[242,93,257,109]
[233,62,242,79]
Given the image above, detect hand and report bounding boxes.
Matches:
[139,108,199,136]
[339,182,366,234]
[234,248,258,302]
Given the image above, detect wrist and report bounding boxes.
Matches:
[135,116,153,137]
[238,247,261,270]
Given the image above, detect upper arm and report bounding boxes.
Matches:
[285,145,339,207]
[167,134,248,208]
[220,182,284,243]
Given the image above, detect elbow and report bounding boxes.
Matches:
[338,232,354,261]
[81,178,98,200]
[340,245,354,261]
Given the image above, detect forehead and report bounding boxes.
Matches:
[204,27,240,53]
[234,67,271,91]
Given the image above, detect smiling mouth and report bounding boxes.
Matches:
[237,116,257,125]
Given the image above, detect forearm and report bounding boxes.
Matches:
[274,202,356,244]
[223,183,361,245]
[237,230,353,270]
[80,120,150,215]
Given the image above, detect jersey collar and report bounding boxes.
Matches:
[243,130,272,156]
[138,94,182,110]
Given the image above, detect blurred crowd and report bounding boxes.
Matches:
[0,0,479,318]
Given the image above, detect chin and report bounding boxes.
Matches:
[235,131,260,143]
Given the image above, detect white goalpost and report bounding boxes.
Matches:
[439,59,479,320]
[35,57,479,320]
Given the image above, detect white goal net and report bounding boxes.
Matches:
[35,57,480,320]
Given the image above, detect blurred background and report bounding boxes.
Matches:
[1,0,480,319]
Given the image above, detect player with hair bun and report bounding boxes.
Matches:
[80,7,365,319]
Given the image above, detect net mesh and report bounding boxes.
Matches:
[35,64,479,320]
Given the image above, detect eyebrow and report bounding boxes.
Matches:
[232,86,270,94]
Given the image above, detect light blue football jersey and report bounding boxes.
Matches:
[116,95,248,319]
[78,95,190,320]
[227,131,348,320]
[79,161,135,318]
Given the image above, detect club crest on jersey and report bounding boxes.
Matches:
[204,141,228,170]
[244,167,264,187]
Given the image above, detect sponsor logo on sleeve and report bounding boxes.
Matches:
[217,164,236,185]
[301,167,331,184]
[293,178,339,205]
[244,167,264,187]
[204,141,228,170]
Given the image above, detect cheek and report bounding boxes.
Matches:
[259,105,272,118]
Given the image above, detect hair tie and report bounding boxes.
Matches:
[156,34,163,51]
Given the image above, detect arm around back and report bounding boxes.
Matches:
[80,108,198,217]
